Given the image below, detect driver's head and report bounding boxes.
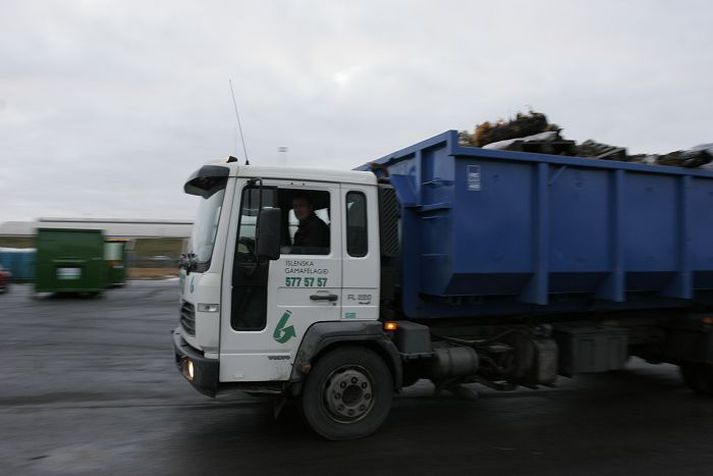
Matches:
[292,194,314,222]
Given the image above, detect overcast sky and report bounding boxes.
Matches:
[2,0,712,223]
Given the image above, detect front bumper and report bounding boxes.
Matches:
[172,327,220,397]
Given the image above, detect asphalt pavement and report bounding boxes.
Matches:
[2,281,713,475]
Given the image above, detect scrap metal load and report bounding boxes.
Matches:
[458,111,713,168]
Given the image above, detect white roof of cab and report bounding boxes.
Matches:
[218,162,376,186]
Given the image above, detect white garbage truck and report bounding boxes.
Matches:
[173,131,713,440]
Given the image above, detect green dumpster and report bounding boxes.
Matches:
[104,238,129,287]
[35,228,107,294]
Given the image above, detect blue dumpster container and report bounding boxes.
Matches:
[0,248,36,282]
[359,130,713,319]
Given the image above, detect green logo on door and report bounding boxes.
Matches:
[273,310,296,344]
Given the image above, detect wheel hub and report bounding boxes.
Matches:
[324,367,374,422]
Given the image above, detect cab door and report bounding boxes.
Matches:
[219,179,342,382]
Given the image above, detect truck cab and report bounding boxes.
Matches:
[173,160,395,439]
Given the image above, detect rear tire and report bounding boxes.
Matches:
[680,363,713,395]
[300,346,393,440]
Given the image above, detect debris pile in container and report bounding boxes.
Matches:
[459,111,713,168]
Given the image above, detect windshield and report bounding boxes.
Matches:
[190,183,226,263]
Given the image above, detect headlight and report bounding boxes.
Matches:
[187,360,195,380]
[182,358,195,381]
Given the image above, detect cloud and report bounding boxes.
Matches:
[2,0,713,222]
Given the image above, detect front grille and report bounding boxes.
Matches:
[180,300,196,336]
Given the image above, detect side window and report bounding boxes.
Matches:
[284,190,330,256]
[234,186,330,260]
[346,191,367,257]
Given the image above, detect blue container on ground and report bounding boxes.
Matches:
[359,131,713,319]
[0,249,36,282]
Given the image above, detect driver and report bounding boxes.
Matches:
[292,194,330,250]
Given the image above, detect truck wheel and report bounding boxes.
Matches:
[300,346,393,440]
[680,363,713,395]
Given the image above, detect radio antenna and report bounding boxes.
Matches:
[228,78,250,165]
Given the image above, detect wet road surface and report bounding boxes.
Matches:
[2,281,713,475]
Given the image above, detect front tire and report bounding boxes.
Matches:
[300,346,393,440]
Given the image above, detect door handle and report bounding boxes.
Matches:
[310,293,339,302]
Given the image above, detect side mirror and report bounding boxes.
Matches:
[256,208,281,261]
